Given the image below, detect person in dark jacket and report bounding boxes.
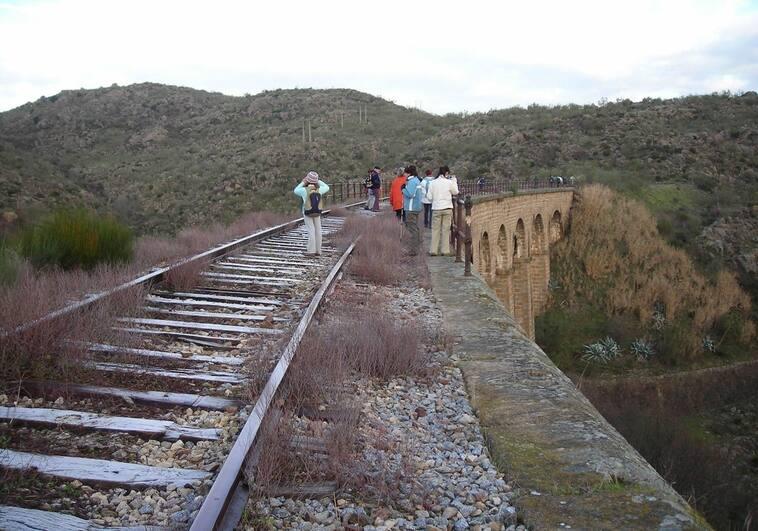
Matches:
[367,166,381,212]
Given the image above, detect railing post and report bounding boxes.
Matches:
[455,197,463,263]
[340,182,344,202]
[464,195,472,276]
[450,196,458,252]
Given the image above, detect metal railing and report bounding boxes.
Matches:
[451,195,473,276]
[325,177,572,205]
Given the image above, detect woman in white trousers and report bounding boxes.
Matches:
[293,171,330,255]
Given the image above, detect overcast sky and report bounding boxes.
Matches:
[1,0,757,114]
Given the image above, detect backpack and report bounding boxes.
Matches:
[304,187,322,216]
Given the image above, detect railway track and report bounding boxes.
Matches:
[0,210,359,530]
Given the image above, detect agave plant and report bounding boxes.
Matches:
[582,342,608,363]
[599,336,622,359]
[631,338,656,361]
[702,335,716,353]
[652,311,666,331]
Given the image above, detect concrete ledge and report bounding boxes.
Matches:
[468,187,575,205]
[426,255,709,530]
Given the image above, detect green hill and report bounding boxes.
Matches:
[0,84,756,286]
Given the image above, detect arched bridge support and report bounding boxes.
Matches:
[468,189,573,339]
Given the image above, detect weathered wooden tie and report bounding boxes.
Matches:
[0,449,210,487]
[0,407,220,441]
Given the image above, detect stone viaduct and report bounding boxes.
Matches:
[466,189,574,338]
[435,187,705,528]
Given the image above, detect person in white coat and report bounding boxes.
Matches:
[426,165,459,256]
[293,171,330,255]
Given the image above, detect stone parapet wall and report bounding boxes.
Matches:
[426,252,709,530]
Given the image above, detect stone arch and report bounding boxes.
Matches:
[531,214,546,255]
[479,231,492,275]
[549,210,563,244]
[513,219,526,259]
[496,225,508,274]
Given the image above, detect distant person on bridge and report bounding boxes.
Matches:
[426,165,459,256]
[294,171,330,256]
[389,167,407,221]
[421,169,434,228]
[401,165,423,256]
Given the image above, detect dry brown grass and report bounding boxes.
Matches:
[553,184,754,357]
[310,297,426,381]
[162,258,210,291]
[280,327,349,411]
[245,410,327,498]
[134,211,291,268]
[326,206,350,217]
[0,264,145,388]
[336,213,429,287]
[0,209,292,390]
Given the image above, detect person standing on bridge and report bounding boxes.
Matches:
[421,169,434,229]
[401,165,423,256]
[427,165,459,256]
[389,167,407,221]
[367,166,382,212]
[294,171,330,256]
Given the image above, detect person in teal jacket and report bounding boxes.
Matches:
[293,171,330,255]
[401,165,423,256]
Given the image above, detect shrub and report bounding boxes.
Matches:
[0,265,145,384]
[582,336,622,364]
[535,304,607,371]
[20,208,133,270]
[162,258,209,291]
[550,184,753,364]
[0,240,18,286]
[658,318,698,365]
[336,212,427,286]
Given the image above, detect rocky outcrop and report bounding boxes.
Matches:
[698,213,758,277]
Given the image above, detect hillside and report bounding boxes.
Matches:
[537,184,754,371]
[0,84,756,278]
[0,83,452,233]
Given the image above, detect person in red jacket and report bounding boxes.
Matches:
[389,168,407,221]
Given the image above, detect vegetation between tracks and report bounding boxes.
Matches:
[247,215,435,510]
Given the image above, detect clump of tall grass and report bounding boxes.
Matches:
[335,212,429,287]
[551,184,754,362]
[133,211,291,268]
[162,258,210,291]
[0,263,145,386]
[19,208,133,270]
[0,239,19,286]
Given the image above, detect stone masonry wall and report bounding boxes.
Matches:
[468,189,574,339]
